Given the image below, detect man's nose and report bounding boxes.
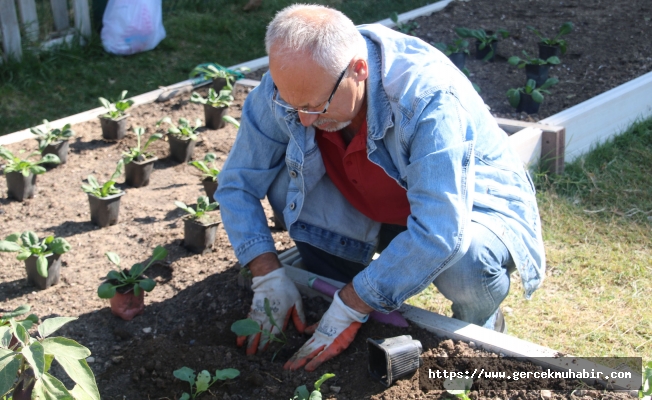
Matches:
[298,112,319,127]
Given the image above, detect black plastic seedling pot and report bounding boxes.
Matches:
[99,115,129,141]
[538,43,561,60]
[43,140,70,166]
[88,192,125,227]
[212,77,228,92]
[517,93,541,114]
[448,52,467,70]
[525,64,550,88]
[168,134,197,163]
[367,335,423,387]
[5,171,37,201]
[25,253,61,290]
[202,178,218,203]
[204,104,229,130]
[183,218,220,254]
[125,157,157,188]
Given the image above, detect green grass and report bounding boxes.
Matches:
[0,0,435,136]
[408,118,652,360]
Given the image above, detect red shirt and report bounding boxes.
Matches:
[316,120,411,226]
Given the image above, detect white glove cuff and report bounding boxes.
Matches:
[333,290,369,323]
[251,267,287,290]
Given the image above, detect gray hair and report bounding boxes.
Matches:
[265,4,367,78]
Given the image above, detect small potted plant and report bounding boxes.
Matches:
[0,231,72,290]
[98,90,134,141]
[0,147,60,201]
[188,153,221,202]
[0,314,101,400]
[190,86,240,130]
[190,63,247,92]
[175,196,220,255]
[122,127,163,188]
[454,27,509,62]
[528,22,574,60]
[433,38,470,70]
[81,159,125,227]
[30,119,74,166]
[507,78,559,114]
[157,117,202,163]
[97,245,168,321]
[508,50,561,87]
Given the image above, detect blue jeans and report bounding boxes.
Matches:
[295,222,514,330]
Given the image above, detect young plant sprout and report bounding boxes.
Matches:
[508,50,560,68]
[30,120,74,152]
[292,373,336,400]
[443,376,473,400]
[173,367,240,400]
[190,87,235,109]
[157,117,202,141]
[122,127,163,164]
[98,90,134,120]
[0,304,38,334]
[189,63,249,86]
[507,77,559,108]
[433,38,470,56]
[454,27,509,61]
[230,298,287,361]
[175,195,219,222]
[188,153,220,182]
[97,245,168,299]
[528,22,574,55]
[0,231,71,278]
[0,147,60,176]
[81,159,124,198]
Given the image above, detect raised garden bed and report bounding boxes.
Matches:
[1,0,650,398]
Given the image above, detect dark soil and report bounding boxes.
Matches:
[1,0,649,399]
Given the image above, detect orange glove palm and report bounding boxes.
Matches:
[284,290,368,372]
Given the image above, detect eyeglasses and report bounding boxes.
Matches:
[272,65,348,115]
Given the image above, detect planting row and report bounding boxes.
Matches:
[432,22,573,114]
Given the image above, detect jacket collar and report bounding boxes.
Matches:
[362,31,394,141]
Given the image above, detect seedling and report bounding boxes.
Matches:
[188,153,220,182]
[0,314,100,400]
[390,12,419,35]
[175,196,219,223]
[98,90,134,120]
[157,117,202,141]
[508,50,560,68]
[0,231,71,278]
[0,305,38,336]
[81,159,124,198]
[97,245,168,299]
[230,298,287,360]
[173,367,240,400]
[640,361,652,398]
[30,120,74,152]
[454,27,509,61]
[292,373,335,400]
[122,127,163,164]
[190,63,249,85]
[190,87,235,109]
[0,147,60,176]
[507,77,559,108]
[443,377,472,400]
[528,22,574,55]
[433,38,470,56]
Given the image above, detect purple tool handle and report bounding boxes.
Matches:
[309,277,409,328]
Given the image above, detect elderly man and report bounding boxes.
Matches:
[215,4,545,372]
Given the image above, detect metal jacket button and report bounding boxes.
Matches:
[289,203,296,210]
[289,170,297,178]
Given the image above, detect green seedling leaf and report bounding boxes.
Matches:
[173,367,197,385]
[41,337,91,360]
[151,245,167,261]
[231,319,261,336]
[0,327,11,348]
[131,263,145,278]
[71,383,96,400]
[309,391,323,400]
[38,317,78,338]
[195,370,211,392]
[54,356,100,400]
[179,393,191,400]
[0,240,23,252]
[294,385,310,400]
[22,231,39,246]
[215,368,240,380]
[10,319,30,345]
[139,278,156,292]
[105,252,120,266]
[106,270,121,281]
[97,283,117,299]
[0,349,21,395]
[37,255,49,278]
[17,250,31,260]
[133,285,142,297]
[49,237,71,254]
[314,373,335,391]
[1,304,30,319]
[23,341,46,379]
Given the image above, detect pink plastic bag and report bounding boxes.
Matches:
[101,0,166,55]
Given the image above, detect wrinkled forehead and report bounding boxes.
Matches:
[268,48,333,101]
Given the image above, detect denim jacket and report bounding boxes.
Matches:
[216,24,546,313]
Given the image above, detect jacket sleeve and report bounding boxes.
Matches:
[214,76,290,266]
[352,91,476,313]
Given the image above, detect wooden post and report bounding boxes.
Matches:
[73,0,91,39]
[0,0,22,61]
[17,0,38,42]
[50,0,69,32]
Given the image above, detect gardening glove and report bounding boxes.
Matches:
[284,290,368,372]
[237,268,306,355]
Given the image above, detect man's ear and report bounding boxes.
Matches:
[352,59,369,82]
